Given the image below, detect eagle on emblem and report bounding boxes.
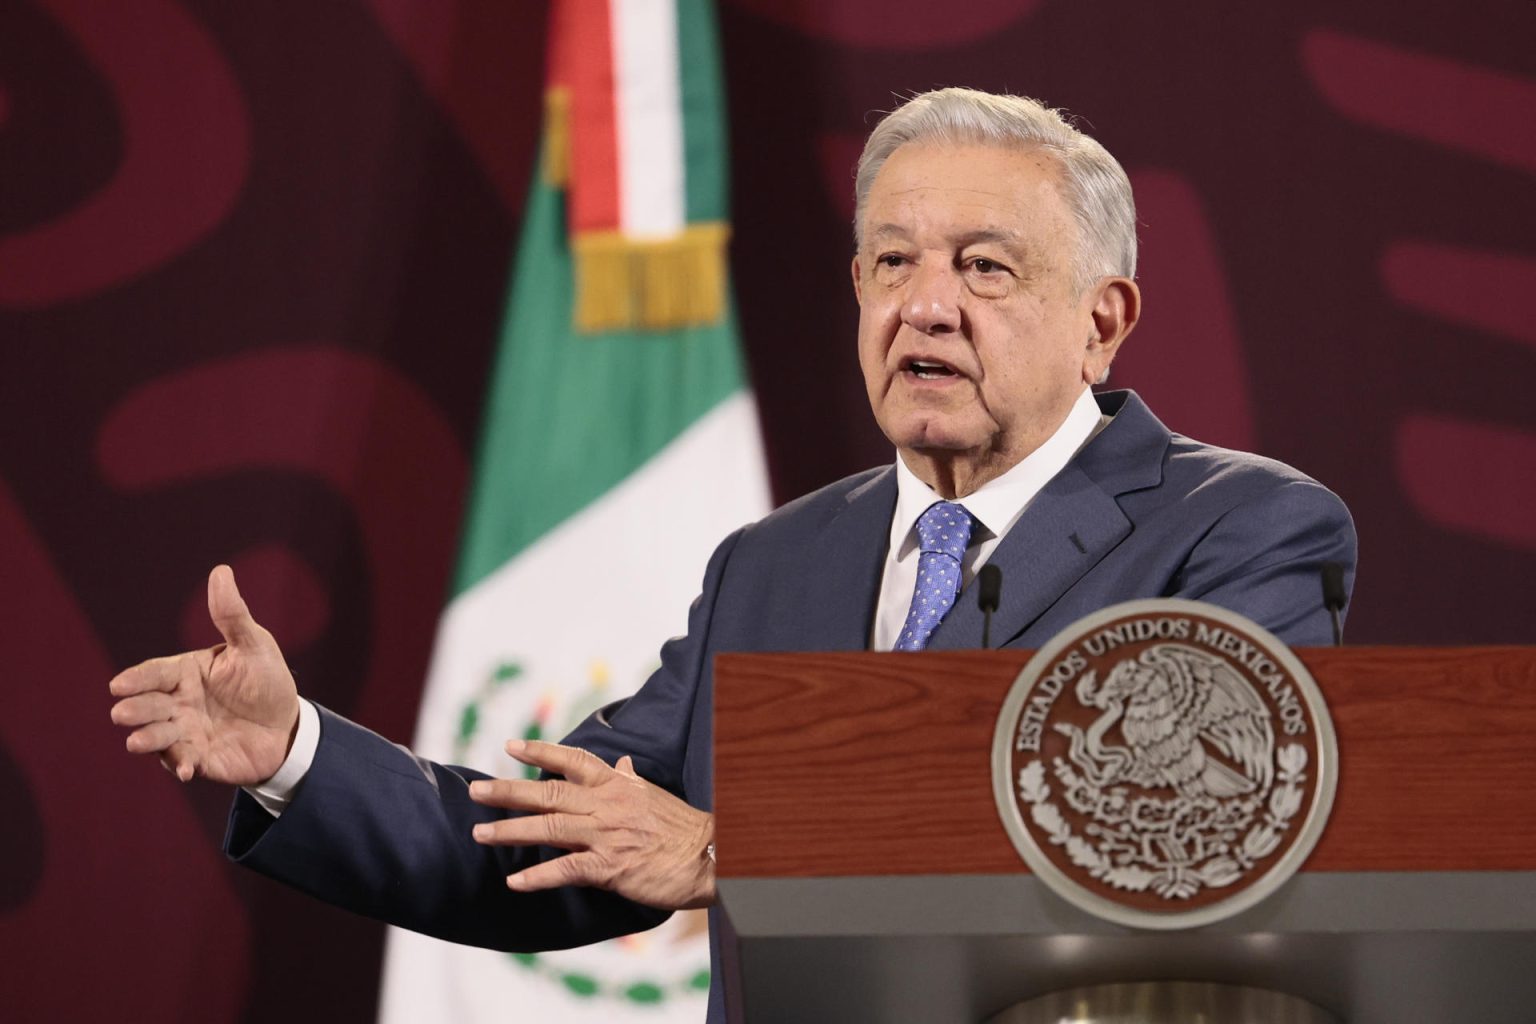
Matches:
[1056,643,1274,799]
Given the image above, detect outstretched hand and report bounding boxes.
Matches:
[108,565,300,785]
[469,740,716,912]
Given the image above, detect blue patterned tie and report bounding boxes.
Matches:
[894,501,977,651]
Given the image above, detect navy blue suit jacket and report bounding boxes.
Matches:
[226,391,1357,1022]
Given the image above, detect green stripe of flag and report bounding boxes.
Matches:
[677,0,728,224]
[451,161,747,595]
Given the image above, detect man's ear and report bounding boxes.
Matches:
[1082,277,1141,385]
[850,255,863,303]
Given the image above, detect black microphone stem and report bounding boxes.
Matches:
[977,563,1002,650]
[1320,563,1347,647]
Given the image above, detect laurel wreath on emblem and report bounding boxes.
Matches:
[1018,744,1308,900]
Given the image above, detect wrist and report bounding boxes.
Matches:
[692,814,717,908]
[283,697,301,757]
[250,699,319,811]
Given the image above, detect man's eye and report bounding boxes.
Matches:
[968,257,1004,274]
[878,254,908,268]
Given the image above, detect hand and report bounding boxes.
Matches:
[468,740,716,912]
[108,565,300,785]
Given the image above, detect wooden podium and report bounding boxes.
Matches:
[713,647,1536,1023]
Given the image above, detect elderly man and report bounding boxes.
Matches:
[109,88,1355,1023]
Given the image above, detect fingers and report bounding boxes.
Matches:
[469,777,594,815]
[125,720,192,756]
[471,750,714,909]
[472,813,594,851]
[207,564,261,648]
[109,655,189,698]
[110,691,176,728]
[506,852,605,893]
[503,739,611,784]
[111,658,202,781]
[159,745,197,782]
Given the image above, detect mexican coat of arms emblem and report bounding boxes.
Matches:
[992,599,1338,928]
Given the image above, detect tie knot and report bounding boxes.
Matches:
[914,501,974,561]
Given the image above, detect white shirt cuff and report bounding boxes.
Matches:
[243,698,320,818]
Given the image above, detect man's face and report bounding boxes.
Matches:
[853,143,1119,481]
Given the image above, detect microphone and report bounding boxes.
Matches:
[1320,563,1347,646]
[978,563,1002,649]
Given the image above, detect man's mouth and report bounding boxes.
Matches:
[903,358,960,381]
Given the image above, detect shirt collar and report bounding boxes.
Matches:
[889,387,1106,557]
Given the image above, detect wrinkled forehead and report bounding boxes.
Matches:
[859,141,1077,252]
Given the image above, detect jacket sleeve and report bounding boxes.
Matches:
[222,527,745,952]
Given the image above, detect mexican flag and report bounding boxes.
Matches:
[377,1,768,1020]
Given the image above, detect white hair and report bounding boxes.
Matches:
[854,87,1138,292]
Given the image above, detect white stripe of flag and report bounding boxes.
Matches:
[610,0,686,239]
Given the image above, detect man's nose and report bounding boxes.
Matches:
[901,262,963,334]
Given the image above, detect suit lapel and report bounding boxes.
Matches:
[794,468,896,650]
[928,391,1169,650]
[928,464,1129,650]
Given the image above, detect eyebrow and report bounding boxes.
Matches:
[955,228,1026,251]
[864,223,912,245]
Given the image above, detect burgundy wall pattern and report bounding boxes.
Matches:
[1,1,1532,1020]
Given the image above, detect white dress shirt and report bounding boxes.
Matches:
[870,386,1107,650]
[251,386,1108,813]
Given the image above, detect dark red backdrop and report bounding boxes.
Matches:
[2,1,1532,1020]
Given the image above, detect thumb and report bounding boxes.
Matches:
[616,755,639,779]
[207,564,261,648]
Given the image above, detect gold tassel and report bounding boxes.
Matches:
[572,222,730,332]
[541,87,570,187]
